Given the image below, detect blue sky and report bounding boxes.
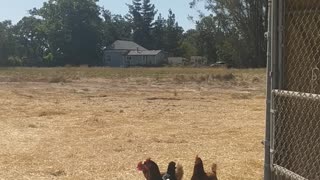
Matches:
[0,0,208,30]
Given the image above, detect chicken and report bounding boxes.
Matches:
[162,161,184,180]
[191,156,218,180]
[137,158,162,180]
[137,159,184,180]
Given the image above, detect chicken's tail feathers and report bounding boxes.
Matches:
[211,163,217,175]
[175,163,184,180]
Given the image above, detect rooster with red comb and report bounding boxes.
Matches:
[137,158,163,180]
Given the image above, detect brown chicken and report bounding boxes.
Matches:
[191,156,218,180]
[137,158,162,180]
[137,158,184,180]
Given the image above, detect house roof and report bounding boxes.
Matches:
[108,40,148,51]
[128,50,162,56]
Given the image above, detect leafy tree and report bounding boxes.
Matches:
[196,15,218,63]
[14,16,47,66]
[190,0,267,67]
[179,40,198,59]
[32,0,103,66]
[1,0,193,67]
[0,21,18,66]
[102,9,132,47]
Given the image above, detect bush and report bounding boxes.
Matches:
[7,56,22,66]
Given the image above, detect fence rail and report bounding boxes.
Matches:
[272,90,320,180]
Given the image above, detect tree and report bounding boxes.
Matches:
[141,0,157,48]
[102,9,132,47]
[0,21,19,66]
[153,13,166,49]
[180,29,200,59]
[32,0,103,66]
[127,0,157,49]
[179,40,198,59]
[152,9,184,57]
[14,16,47,66]
[164,9,184,56]
[196,15,218,63]
[190,0,267,67]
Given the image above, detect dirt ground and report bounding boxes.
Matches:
[0,68,266,180]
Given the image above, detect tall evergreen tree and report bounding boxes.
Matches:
[153,13,166,49]
[141,0,157,48]
[164,9,183,56]
[127,0,157,49]
[127,0,143,44]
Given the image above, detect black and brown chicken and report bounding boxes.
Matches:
[137,158,183,180]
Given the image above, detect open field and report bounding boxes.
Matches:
[0,68,266,180]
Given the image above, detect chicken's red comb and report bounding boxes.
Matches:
[137,161,144,171]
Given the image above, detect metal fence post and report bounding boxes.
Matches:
[264,0,273,180]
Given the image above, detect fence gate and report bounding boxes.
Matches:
[265,0,320,179]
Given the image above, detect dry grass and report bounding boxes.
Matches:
[0,67,266,180]
[48,76,70,83]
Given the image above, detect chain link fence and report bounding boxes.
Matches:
[267,0,320,179]
[273,91,320,179]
